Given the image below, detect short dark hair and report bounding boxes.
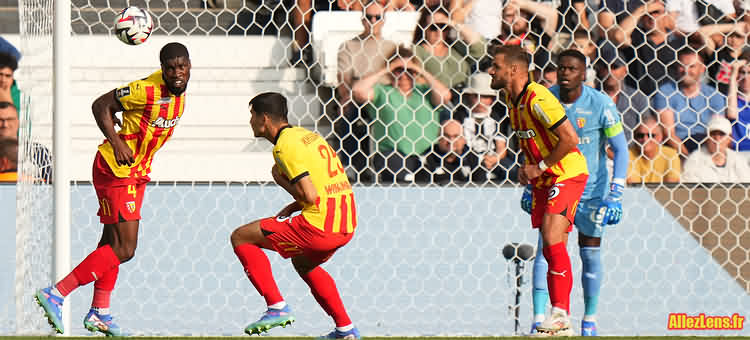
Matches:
[558,49,587,67]
[160,42,190,64]
[0,138,18,168]
[677,47,703,63]
[0,52,18,72]
[492,45,530,68]
[249,92,288,122]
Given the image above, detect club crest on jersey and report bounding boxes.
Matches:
[516,129,537,139]
[151,116,180,128]
[577,118,586,128]
[126,201,136,213]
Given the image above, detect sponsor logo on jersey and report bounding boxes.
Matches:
[577,118,586,128]
[115,87,130,98]
[156,97,171,104]
[516,129,537,139]
[150,117,180,128]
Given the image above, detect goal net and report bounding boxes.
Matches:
[6,0,750,336]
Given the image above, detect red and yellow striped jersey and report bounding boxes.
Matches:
[274,126,357,234]
[505,81,588,181]
[98,70,185,178]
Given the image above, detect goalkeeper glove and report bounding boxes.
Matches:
[600,182,624,225]
[520,184,533,215]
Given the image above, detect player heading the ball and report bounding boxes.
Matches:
[230,92,360,339]
[35,42,191,336]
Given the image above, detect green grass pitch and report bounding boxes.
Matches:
[2,337,750,340]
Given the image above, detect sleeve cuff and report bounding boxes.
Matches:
[289,171,309,184]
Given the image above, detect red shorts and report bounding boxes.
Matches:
[92,152,149,224]
[259,214,353,265]
[530,173,588,231]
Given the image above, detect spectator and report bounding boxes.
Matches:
[621,0,680,94]
[666,0,736,34]
[0,137,17,182]
[423,119,479,184]
[569,29,597,87]
[726,57,750,151]
[412,7,486,90]
[0,36,21,63]
[703,22,749,94]
[452,72,517,182]
[682,115,750,182]
[539,64,558,88]
[654,48,726,156]
[627,114,681,183]
[335,0,397,180]
[0,101,51,182]
[352,46,451,183]
[0,52,20,112]
[595,43,649,143]
[597,0,650,45]
[491,0,554,70]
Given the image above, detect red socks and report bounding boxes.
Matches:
[301,266,352,327]
[92,266,119,309]
[543,241,573,313]
[233,244,284,306]
[56,245,121,297]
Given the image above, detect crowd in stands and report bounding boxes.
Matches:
[316,0,750,184]
[4,0,750,185]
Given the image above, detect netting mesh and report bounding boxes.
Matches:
[5,0,750,336]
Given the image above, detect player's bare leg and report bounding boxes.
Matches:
[535,213,575,337]
[579,233,602,336]
[231,220,294,335]
[36,220,137,335]
[292,256,360,339]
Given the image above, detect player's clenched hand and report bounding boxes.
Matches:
[522,164,544,181]
[112,137,134,166]
[520,184,533,215]
[518,168,529,185]
[600,182,624,225]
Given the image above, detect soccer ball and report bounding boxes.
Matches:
[114,6,153,45]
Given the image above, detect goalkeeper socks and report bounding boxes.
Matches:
[57,245,121,296]
[580,246,602,317]
[543,242,573,313]
[301,266,352,327]
[532,236,549,317]
[233,243,284,306]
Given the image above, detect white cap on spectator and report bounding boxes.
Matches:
[708,116,732,135]
[463,72,495,96]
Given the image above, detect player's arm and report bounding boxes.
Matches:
[272,164,319,205]
[92,89,134,166]
[543,118,580,168]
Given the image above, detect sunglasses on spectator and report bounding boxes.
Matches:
[634,132,656,139]
[364,14,382,21]
[426,23,448,31]
[0,101,15,109]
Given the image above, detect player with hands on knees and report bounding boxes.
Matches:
[230,92,360,339]
[528,49,629,336]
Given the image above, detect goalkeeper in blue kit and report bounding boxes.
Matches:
[523,49,629,336]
